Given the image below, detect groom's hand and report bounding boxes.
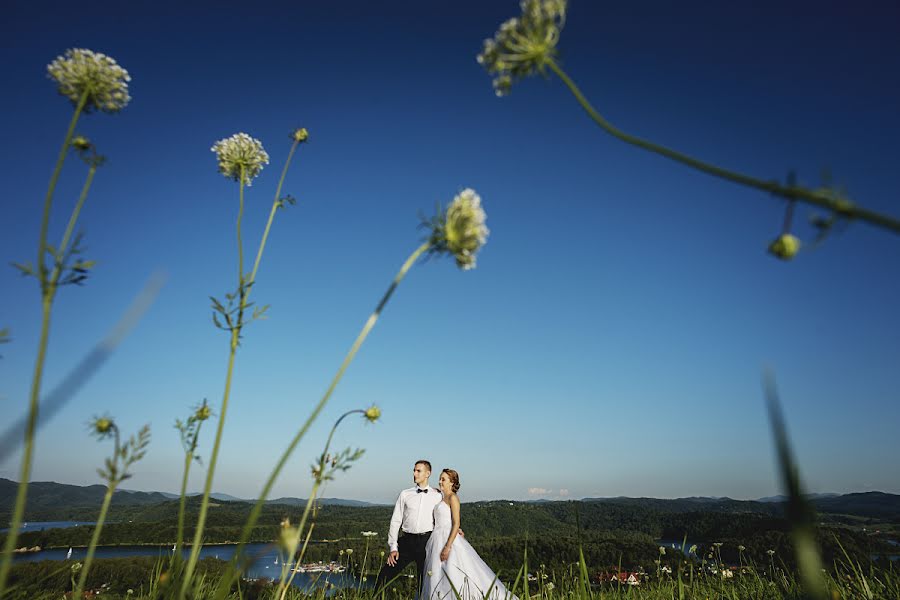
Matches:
[387,551,399,567]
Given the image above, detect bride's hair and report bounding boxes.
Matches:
[442,468,460,493]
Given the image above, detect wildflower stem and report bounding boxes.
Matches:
[181,331,238,598]
[0,90,90,596]
[213,241,432,600]
[174,424,200,563]
[545,59,900,235]
[248,139,301,289]
[56,164,97,268]
[237,171,246,289]
[181,174,247,598]
[73,480,115,597]
[38,88,89,285]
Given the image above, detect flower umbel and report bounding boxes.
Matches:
[47,49,131,113]
[768,233,801,260]
[211,133,270,185]
[477,0,567,96]
[364,405,381,423]
[91,416,114,437]
[427,189,489,270]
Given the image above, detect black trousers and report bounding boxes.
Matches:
[374,531,431,595]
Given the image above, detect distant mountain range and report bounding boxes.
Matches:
[0,478,379,516]
[2,479,898,519]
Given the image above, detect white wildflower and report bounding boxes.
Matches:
[428,188,489,270]
[362,531,379,537]
[47,49,131,113]
[477,0,567,96]
[211,133,269,185]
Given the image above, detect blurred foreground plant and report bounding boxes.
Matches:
[275,406,380,599]
[477,0,900,256]
[0,48,129,596]
[73,417,151,598]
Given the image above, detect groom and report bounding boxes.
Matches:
[374,460,442,594]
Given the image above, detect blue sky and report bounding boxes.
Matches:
[2,0,899,504]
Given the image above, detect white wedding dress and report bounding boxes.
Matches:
[422,501,517,600]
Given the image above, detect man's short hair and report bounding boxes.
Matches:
[415,459,432,473]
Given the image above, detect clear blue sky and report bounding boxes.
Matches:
[2,0,899,504]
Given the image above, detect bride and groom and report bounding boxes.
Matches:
[374,460,515,600]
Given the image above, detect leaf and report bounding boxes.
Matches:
[11,262,35,277]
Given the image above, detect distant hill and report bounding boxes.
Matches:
[756,493,840,503]
[0,479,379,519]
[810,492,900,519]
[0,478,170,514]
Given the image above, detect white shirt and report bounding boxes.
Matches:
[386,485,443,552]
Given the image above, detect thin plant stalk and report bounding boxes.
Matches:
[275,409,364,599]
[280,522,316,598]
[545,58,900,235]
[0,89,91,595]
[180,169,246,597]
[72,479,115,597]
[173,422,202,566]
[182,137,303,596]
[213,241,431,600]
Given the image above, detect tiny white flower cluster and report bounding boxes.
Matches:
[477,0,567,96]
[47,48,131,113]
[444,189,489,270]
[210,133,270,185]
[361,531,379,537]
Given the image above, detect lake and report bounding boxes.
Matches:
[1,521,95,534]
[10,539,367,589]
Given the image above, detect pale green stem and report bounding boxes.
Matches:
[173,424,200,566]
[180,331,238,598]
[56,164,97,264]
[276,409,361,599]
[0,298,52,594]
[280,522,316,599]
[38,89,89,286]
[213,241,432,600]
[0,92,90,596]
[545,59,900,235]
[73,482,116,597]
[237,170,246,287]
[248,139,300,289]
[181,174,246,598]
[277,482,321,600]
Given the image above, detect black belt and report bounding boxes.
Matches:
[401,531,432,537]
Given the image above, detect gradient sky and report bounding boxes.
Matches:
[2,0,899,504]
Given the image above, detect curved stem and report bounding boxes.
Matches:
[213,241,432,600]
[545,59,900,235]
[73,483,115,598]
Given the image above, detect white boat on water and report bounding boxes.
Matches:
[66,547,72,560]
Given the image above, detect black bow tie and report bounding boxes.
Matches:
[417,488,428,494]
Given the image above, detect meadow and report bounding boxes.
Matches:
[3,1,899,599]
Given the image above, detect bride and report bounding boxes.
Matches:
[422,469,517,600]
